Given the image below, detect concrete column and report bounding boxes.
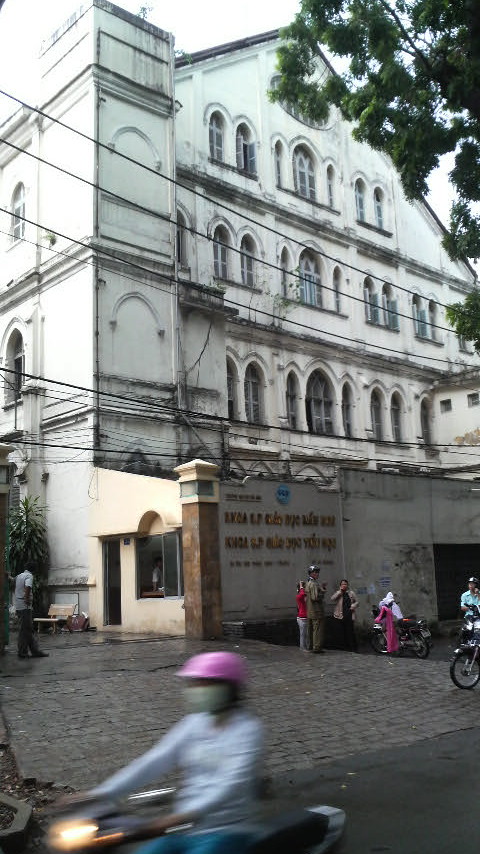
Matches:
[174,459,222,639]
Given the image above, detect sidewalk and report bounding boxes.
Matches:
[0,631,474,790]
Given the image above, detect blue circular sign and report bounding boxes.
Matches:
[276,484,291,505]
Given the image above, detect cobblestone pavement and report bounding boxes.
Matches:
[0,632,476,791]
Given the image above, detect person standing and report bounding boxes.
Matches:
[14,562,49,659]
[305,565,327,653]
[296,581,308,651]
[331,579,359,652]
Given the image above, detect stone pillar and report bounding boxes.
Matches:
[0,445,13,655]
[174,459,222,640]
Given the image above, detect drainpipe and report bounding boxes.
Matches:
[93,46,102,453]
[169,34,184,462]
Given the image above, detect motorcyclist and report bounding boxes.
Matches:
[460,577,480,616]
[82,652,264,854]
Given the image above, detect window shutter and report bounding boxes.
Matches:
[371,292,380,325]
[390,300,399,331]
[315,273,322,308]
[299,273,307,304]
[209,122,214,157]
[419,309,428,337]
[247,142,256,174]
[236,133,244,169]
[364,287,371,322]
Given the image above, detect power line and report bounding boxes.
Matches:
[0,86,473,315]
[1,211,476,373]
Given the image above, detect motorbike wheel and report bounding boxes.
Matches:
[369,631,387,654]
[450,650,480,689]
[412,635,429,659]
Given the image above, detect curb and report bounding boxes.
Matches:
[0,792,32,854]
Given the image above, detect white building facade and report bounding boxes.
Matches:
[0,2,478,631]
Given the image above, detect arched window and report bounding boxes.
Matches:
[299,251,322,307]
[293,147,316,200]
[213,226,229,280]
[341,383,353,438]
[240,235,255,286]
[176,210,187,266]
[280,247,292,297]
[382,284,399,330]
[286,372,298,430]
[333,266,342,313]
[370,390,383,441]
[4,330,24,404]
[428,300,437,340]
[244,363,262,424]
[12,183,25,241]
[326,165,335,208]
[390,393,402,443]
[421,399,431,445]
[374,188,384,229]
[226,359,237,420]
[274,141,284,188]
[209,112,224,161]
[355,179,366,222]
[236,123,256,174]
[306,371,334,435]
[412,295,428,338]
[364,277,380,324]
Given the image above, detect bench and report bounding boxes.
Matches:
[33,604,77,634]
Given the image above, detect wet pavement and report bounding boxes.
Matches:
[0,630,475,791]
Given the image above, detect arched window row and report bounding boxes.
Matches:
[412,294,438,341]
[212,226,261,286]
[208,112,257,176]
[363,277,400,330]
[227,359,432,444]
[355,179,387,230]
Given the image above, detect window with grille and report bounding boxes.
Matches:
[440,399,452,413]
[293,147,316,200]
[209,113,224,161]
[244,364,262,424]
[306,371,334,435]
[468,392,479,408]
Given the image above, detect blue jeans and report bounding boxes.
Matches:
[138,832,253,854]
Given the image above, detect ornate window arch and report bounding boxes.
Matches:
[209,112,224,161]
[355,178,366,222]
[306,370,334,435]
[12,183,25,241]
[286,371,299,430]
[293,146,316,200]
[370,389,383,441]
[236,123,256,174]
[213,225,230,280]
[299,250,322,307]
[4,329,24,404]
[244,363,263,424]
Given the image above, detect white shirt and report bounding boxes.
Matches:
[14,570,33,610]
[93,709,263,833]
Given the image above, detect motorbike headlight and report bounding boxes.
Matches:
[48,820,99,851]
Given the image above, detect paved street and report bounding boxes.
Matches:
[0,631,475,791]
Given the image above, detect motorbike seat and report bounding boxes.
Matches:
[250,808,328,854]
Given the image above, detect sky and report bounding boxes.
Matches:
[0,0,454,225]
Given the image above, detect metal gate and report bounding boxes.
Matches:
[433,544,480,620]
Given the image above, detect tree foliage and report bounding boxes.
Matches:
[8,497,49,612]
[272,0,480,261]
[446,288,480,353]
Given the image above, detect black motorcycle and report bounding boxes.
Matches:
[48,787,346,854]
[369,606,432,658]
[450,603,480,689]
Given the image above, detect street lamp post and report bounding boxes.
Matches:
[0,444,13,654]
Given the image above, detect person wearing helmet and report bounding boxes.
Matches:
[88,651,263,854]
[460,577,480,616]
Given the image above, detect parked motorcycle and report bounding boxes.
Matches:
[369,606,432,658]
[450,603,480,689]
[48,788,346,854]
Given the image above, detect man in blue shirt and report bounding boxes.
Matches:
[460,577,480,616]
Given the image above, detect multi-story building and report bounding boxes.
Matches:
[0,1,478,632]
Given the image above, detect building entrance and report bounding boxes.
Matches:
[434,544,480,620]
[103,540,122,625]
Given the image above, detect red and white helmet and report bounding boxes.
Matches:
[178,651,247,686]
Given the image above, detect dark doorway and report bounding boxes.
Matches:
[433,544,480,620]
[103,540,122,625]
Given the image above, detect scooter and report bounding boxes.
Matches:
[48,787,346,854]
[369,607,432,658]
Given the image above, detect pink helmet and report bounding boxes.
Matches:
[178,652,247,685]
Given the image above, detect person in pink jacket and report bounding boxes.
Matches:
[375,601,399,653]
